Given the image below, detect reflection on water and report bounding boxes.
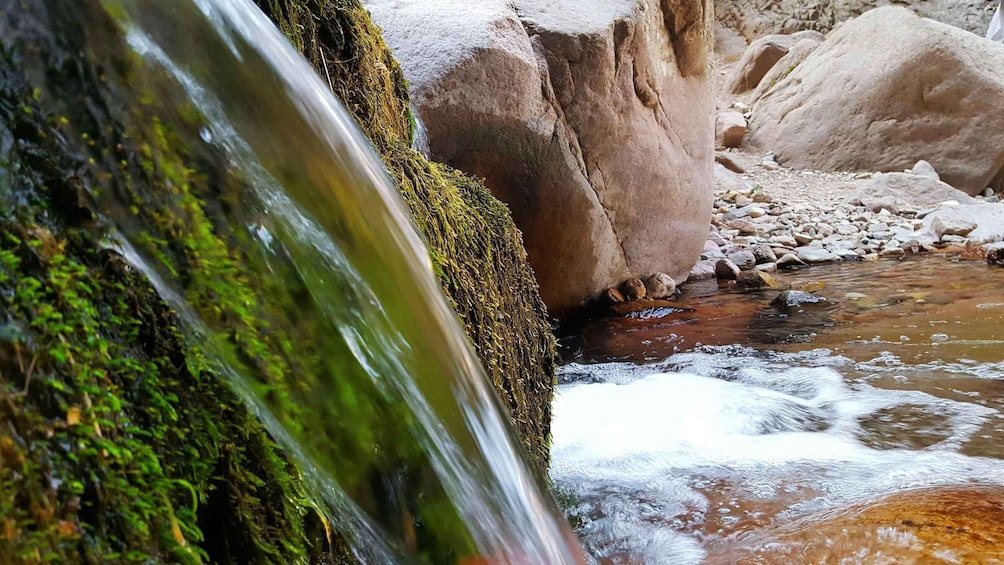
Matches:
[552,257,1004,563]
[558,256,1004,365]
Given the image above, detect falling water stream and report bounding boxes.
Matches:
[3,0,582,563]
[552,257,1004,563]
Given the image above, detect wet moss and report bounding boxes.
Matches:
[256,0,558,479]
[0,0,557,562]
[0,5,337,564]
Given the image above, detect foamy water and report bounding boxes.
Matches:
[552,347,1004,564]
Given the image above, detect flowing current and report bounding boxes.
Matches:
[552,258,1004,563]
[82,1,581,563]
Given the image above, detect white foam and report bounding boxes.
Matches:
[552,349,1004,562]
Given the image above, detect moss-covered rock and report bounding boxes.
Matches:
[255,0,557,475]
[0,0,556,563]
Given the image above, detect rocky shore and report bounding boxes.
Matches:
[696,149,1004,286]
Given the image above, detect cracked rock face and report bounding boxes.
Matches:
[365,0,714,315]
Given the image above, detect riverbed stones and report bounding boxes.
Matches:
[366,0,714,314]
[644,273,677,299]
[749,7,1004,195]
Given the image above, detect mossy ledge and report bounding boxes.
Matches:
[0,0,556,563]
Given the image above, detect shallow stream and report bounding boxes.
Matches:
[552,256,1004,563]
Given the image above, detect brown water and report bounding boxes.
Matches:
[551,256,1004,564]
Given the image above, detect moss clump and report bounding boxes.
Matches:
[256,0,558,479]
[0,35,333,564]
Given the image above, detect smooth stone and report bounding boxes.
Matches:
[737,269,775,289]
[772,234,798,247]
[708,230,729,246]
[687,260,718,281]
[777,253,807,269]
[930,215,978,238]
[715,258,741,280]
[797,248,841,263]
[715,151,747,173]
[728,250,758,270]
[752,244,778,264]
[772,290,827,309]
[620,278,647,300]
[644,272,677,299]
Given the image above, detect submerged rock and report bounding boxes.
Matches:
[988,242,1004,266]
[772,290,827,309]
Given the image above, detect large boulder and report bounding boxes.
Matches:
[716,0,996,41]
[366,0,714,315]
[749,7,1004,196]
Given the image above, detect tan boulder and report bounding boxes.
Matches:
[750,36,823,101]
[749,7,1004,195]
[715,110,747,148]
[724,30,822,94]
[366,0,714,315]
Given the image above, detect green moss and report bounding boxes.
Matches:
[255,0,558,480]
[0,0,559,562]
[0,8,333,564]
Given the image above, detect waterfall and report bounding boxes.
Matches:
[1,0,579,562]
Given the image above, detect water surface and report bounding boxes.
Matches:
[553,257,1004,563]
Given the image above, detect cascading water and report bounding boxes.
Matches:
[1,0,581,562]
